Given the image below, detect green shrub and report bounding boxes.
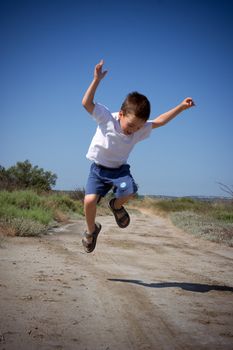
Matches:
[0,190,84,236]
[43,193,84,216]
[0,160,57,191]
[213,210,233,222]
[75,200,84,216]
[0,203,19,218]
[23,208,53,225]
[0,201,53,226]
[47,194,77,212]
[0,190,42,209]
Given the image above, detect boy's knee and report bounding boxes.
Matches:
[84,194,99,207]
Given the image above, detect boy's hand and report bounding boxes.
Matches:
[82,60,107,114]
[94,59,108,81]
[180,97,195,110]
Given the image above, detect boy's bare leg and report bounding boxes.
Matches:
[114,194,134,209]
[84,194,100,243]
[112,195,134,226]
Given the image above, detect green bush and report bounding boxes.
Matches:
[74,200,84,216]
[0,160,57,191]
[0,190,84,236]
[0,198,53,226]
[47,194,77,212]
[0,190,42,209]
[23,208,53,225]
[213,210,233,223]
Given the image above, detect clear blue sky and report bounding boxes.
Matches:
[1,0,233,196]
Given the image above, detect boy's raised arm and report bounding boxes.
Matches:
[152,97,195,129]
[82,60,108,114]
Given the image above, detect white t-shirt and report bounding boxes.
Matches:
[86,103,153,168]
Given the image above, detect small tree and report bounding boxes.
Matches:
[0,166,10,190]
[0,160,57,191]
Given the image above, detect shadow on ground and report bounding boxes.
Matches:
[108,279,233,293]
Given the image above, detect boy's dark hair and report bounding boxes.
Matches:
[120,91,151,121]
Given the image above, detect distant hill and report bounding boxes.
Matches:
[140,194,232,202]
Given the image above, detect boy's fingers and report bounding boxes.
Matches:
[190,99,195,106]
[96,60,105,73]
[186,97,195,106]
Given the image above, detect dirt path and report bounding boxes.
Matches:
[0,211,233,350]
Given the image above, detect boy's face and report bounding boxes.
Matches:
[118,111,145,136]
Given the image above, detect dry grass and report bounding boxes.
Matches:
[131,197,233,247]
[170,211,233,247]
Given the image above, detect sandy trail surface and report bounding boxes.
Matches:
[0,211,233,350]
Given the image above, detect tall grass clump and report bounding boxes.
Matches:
[44,193,84,217]
[0,190,84,236]
[0,189,42,209]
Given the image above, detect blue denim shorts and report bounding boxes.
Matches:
[85,163,138,198]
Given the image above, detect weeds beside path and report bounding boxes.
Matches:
[1,190,233,247]
[131,197,233,247]
[0,190,84,237]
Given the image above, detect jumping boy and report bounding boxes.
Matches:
[82,60,195,253]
